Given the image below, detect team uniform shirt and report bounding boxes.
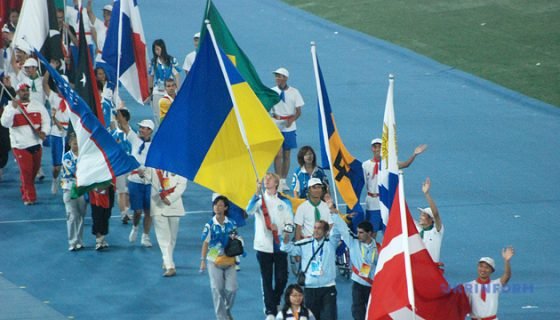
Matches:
[291,166,329,199]
[182,51,196,72]
[47,92,70,137]
[91,18,108,61]
[334,215,379,286]
[294,200,333,238]
[158,94,174,120]
[270,86,304,132]
[126,130,151,185]
[246,192,294,253]
[145,168,187,217]
[66,6,94,45]
[60,149,78,190]
[281,232,341,288]
[362,158,381,210]
[1,100,50,149]
[149,57,180,96]
[16,73,45,105]
[201,216,237,263]
[276,306,315,320]
[416,222,444,263]
[465,278,502,319]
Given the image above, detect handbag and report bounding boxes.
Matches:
[214,255,236,267]
[297,241,325,286]
[224,237,244,257]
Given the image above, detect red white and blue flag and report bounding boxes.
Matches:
[367,177,470,319]
[35,50,139,195]
[103,0,150,104]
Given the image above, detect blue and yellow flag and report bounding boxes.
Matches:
[313,45,365,225]
[145,29,283,208]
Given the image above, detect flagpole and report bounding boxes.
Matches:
[204,20,260,181]
[399,175,416,316]
[114,0,124,106]
[310,42,340,207]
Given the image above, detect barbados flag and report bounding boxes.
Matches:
[378,76,400,227]
[103,0,150,103]
[35,50,140,195]
[312,44,365,226]
[145,25,283,208]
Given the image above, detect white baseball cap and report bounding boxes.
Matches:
[417,207,434,219]
[23,58,38,68]
[273,67,289,78]
[137,119,155,130]
[371,138,382,145]
[478,257,496,271]
[193,32,200,39]
[308,178,323,188]
[103,4,113,11]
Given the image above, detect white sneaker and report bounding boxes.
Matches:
[129,226,139,242]
[265,315,275,320]
[51,180,58,194]
[36,167,45,182]
[141,234,152,247]
[279,178,289,192]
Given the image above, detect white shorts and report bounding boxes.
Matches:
[116,174,130,194]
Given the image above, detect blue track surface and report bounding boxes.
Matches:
[0,0,559,319]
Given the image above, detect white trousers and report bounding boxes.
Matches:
[153,215,180,269]
[63,190,87,247]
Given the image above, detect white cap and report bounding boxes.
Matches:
[478,257,496,271]
[137,119,155,130]
[273,67,289,78]
[371,138,382,145]
[193,32,200,39]
[417,207,434,219]
[103,4,113,11]
[23,58,38,68]
[308,178,323,188]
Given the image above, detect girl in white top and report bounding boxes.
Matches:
[276,284,315,320]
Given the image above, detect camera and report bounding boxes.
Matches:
[283,223,294,233]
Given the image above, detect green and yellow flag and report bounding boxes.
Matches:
[201,0,280,111]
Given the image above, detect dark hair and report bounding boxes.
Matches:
[116,109,130,121]
[164,78,176,85]
[317,220,330,233]
[212,195,229,216]
[357,221,374,233]
[151,39,173,67]
[297,146,316,167]
[282,284,308,316]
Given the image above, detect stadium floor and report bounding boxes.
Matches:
[0,0,558,319]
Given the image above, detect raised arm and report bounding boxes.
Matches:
[500,247,514,285]
[398,144,427,169]
[422,177,442,231]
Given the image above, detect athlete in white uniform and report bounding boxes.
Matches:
[415,177,444,263]
[465,247,514,320]
[270,67,304,192]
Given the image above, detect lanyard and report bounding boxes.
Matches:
[360,242,376,264]
[311,239,324,262]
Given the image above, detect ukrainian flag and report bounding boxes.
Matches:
[146,28,283,208]
[313,45,365,224]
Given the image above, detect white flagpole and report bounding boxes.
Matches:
[114,0,124,106]
[204,20,260,181]
[310,42,339,207]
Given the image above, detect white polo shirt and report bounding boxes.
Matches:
[294,200,332,238]
[416,223,444,263]
[270,86,304,132]
[465,278,502,319]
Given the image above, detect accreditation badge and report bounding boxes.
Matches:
[310,260,323,276]
[359,262,371,277]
